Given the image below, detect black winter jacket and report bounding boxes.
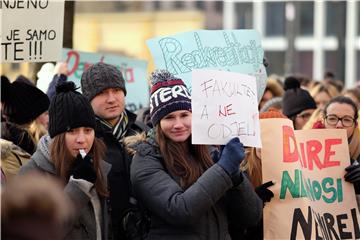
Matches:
[95,110,145,240]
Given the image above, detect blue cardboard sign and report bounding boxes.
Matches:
[147,29,267,101]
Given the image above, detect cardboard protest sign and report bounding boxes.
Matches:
[62,48,149,112]
[1,0,65,62]
[261,118,360,240]
[147,29,267,101]
[191,69,260,147]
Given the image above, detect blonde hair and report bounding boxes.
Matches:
[29,121,48,144]
[302,108,324,130]
[309,82,340,100]
[240,148,262,187]
[265,78,284,97]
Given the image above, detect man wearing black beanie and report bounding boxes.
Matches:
[81,62,146,240]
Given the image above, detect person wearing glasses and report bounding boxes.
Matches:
[322,96,360,209]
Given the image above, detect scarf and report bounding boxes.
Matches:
[97,111,129,143]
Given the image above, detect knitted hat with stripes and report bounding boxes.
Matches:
[149,70,191,126]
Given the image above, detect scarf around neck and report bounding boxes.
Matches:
[97,111,129,142]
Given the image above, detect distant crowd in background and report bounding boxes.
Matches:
[1,60,359,240]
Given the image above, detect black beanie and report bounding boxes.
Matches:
[80,62,126,101]
[48,81,96,138]
[1,75,50,125]
[282,76,316,118]
[149,70,191,126]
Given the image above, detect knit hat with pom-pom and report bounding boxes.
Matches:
[149,70,191,126]
[282,76,316,118]
[48,81,96,138]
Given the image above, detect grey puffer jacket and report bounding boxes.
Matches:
[129,132,263,240]
[19,135,111,240]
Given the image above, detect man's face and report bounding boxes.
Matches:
[90,88,125,126]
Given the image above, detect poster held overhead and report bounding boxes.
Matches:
[147,29,267,102]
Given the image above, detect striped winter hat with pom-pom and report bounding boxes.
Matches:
[149,70,191,126]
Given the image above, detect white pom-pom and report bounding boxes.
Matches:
[150,69,177,85]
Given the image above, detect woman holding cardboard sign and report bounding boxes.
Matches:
[127,70,262,240]
[321,96,360,209]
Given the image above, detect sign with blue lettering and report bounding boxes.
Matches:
[147,29,267,101]
[62,48,149,113]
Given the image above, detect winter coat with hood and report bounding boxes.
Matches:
[128,130,263,240]
[19,135,111,240]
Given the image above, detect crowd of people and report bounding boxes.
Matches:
[1,61,359,240]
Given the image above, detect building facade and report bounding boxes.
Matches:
[224,1,360,87]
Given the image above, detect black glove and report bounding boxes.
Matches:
[71,153,97,183]
[344,162,360,183]
[255,181,275,203]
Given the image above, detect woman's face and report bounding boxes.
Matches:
[65,127,95,157]
[294,109,315,130]
[324,102,357,138]
[160,110,192,143]
[314,91,331,110]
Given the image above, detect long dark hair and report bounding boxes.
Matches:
[155,125,213,189]
[50,133,108,197]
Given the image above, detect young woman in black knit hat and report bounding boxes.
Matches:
[19,81,110,240]
[125,70,262,240]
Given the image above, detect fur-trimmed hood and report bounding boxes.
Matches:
[123,128,161,157]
